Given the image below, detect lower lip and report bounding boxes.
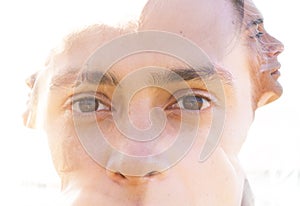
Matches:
[271,70,280,79]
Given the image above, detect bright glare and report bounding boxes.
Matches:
[0,0,299,205]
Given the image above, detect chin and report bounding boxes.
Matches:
[65,194,187,206]
[258,71,283,106]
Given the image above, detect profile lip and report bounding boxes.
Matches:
[260,61,281,74]
[271,69,280,75]
[144,170,160,177]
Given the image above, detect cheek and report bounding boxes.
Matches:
[45,112,95,175]
[215,85,254,154]
[164,109,214,165]
[247,39,266,71]
[174,147,244,205]
[95,111,212,156]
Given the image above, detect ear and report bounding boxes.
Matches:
[23,72,39,129]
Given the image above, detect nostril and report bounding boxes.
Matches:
[106,170,128,183]
[115,172,127,179]
[144,171,159,177]
[273,42,284,57]
[273,50,282,57]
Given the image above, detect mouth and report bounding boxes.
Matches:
[261,61,281,80]
[270,68,280,79]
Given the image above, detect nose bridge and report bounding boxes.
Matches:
[128,90,155,130]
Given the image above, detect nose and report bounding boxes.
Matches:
[106,170,164,185]
[266,36,284,57]
[129,99,153,130]
[114,89,166,143]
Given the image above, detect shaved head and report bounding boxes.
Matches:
[139,0,244,61]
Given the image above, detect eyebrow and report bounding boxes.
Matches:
[253,18,264,25]
[50,70,119,89]
[150,66,232,85]
[50,66,232,89]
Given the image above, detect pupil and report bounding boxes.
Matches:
[182,96,203,110]
[78,98,98,112]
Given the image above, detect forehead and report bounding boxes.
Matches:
[47,27,216,80]
[243,0,263,21]
[140,0,240,60]
[42,28,234,99]
[44,0,244,83]
[47,25,129,74]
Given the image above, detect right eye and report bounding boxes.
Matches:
[72,97,109,113]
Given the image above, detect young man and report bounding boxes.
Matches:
[24,0,283,205]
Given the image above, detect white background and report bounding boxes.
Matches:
[0,0,299,205]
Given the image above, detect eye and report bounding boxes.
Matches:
[255,31,264,39]
[254,24,264,39]
[170,95,211,111]
[72,97,109,113]
[250,23,265,39]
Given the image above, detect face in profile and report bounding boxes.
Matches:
[24,0,283,205]
[242,0,284,107]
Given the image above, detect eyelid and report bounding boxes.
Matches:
[247,23,265,39]
[64,92,111,110]
[166,89,217,110]
[247,18,264,28]
[172,89,216,102]
[253,19,264,26]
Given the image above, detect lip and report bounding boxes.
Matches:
[260,61,281,79]
[271,69,281,79]
[261,61,281,72]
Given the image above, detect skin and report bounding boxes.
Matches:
[242,0,284,107]
[23,0,283,205]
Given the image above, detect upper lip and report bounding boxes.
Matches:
[260,61,281,73]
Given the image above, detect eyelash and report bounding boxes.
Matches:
[249,23,265,39]
[69,93,111,115]
[166,90,213,112]
[255,31,264,39]
[69,90,214,116]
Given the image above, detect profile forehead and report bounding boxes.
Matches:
[140,0,239,60]
[243,0,263,23]
[140,0,232,29]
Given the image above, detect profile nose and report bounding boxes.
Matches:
[266,37,284,57]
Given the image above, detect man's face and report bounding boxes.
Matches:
[32,0,283,205]
[242,0,284,107]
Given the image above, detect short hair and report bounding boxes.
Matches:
[231,0,245,33]
[232,0,245,18]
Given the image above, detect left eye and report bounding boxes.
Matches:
[72,97,109,113]
[255,31,264,39]
[254,24,265,39]
[172,95,210,111]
